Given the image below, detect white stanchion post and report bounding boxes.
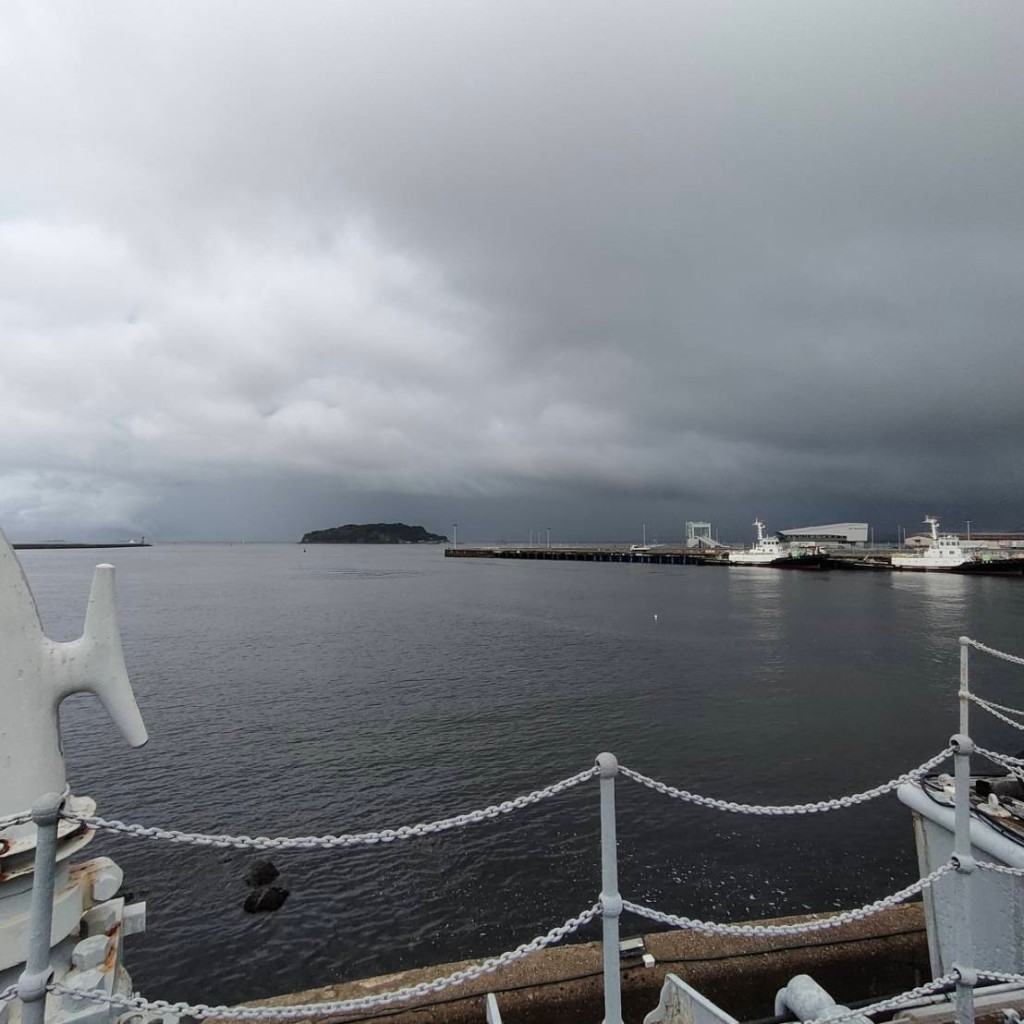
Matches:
[959,637,971,737]
[951,682,976,1024]
[596,752,623,1024]
[17,792,64,1024]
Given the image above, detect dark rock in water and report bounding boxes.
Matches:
[243,886,290,913]
[301,522,447,544]
[244,859,280,887]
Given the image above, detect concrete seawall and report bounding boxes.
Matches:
[247,904,928,1024]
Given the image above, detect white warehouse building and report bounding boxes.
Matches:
[777,522,869,546]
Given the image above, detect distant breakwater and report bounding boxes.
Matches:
[12,542,152,550]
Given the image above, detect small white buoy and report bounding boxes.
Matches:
[654,614,658,622]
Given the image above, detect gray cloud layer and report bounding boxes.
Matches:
[3,2,1022,541]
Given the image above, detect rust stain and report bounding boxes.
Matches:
[102,923,121,974]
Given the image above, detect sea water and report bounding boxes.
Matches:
[17,544,1024,1004]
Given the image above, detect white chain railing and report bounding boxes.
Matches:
[970,695,1024,733]
[618,748,952,815]
[976,969,1024,985]
[59,767,599,850]
[963,638,1024,668]
[621,861,954,938]
[1,984,20,1005]
[9,719,999,1024]
[974,747,1024,787]
[977,861,1024,878]
[801,974,958,1024]
[0,809,32,832]
[970,696,1024,719]
[46,905,600,1020]
[976,746,1024,768]
[52,745,959,852]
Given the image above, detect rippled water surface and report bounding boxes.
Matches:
[16,544,1024,1004]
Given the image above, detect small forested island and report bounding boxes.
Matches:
[301,523,448,544]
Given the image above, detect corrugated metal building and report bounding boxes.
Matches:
[778,523,869,546]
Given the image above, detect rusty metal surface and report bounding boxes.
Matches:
[0,797,96,885]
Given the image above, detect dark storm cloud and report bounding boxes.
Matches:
[2,1,1022,539]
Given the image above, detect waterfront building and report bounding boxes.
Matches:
[777,522,869,547]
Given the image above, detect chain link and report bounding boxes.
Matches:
[977,746,1024,768]
[970,695,1024,733]
[800,975,957,1024]
[0,810,32,832]
[0,984,19,1005]
[976,969,1024,985]
[977,861,1024,877]
[970,695,1024,719]
[47,905,600,1019]
[975,747,1024,789]
[623,861,954,937]
[618,748,952,815]
[60,767,598,850]
[964,638,1024,668]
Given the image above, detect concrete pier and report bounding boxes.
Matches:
[445,546,728,566]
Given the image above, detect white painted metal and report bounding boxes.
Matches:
[597,753,623,1024]
[643,973,738,1024]
[0,528,148,824]
[0,531,151,1024]
[774,974,872,1024]
[899,783,1024,976]
[952,732,976,1024]
[16,795,62,1024]
[484,992,503,1023]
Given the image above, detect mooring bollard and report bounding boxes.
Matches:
[17,792,65,1024]
[951,728,976,1024]
[597,752,623,1024]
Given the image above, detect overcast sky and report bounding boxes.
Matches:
[2,1,1022,543]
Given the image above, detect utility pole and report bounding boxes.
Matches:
[966,520,972,542]
[546,527,551,549]
[453,523,457,549]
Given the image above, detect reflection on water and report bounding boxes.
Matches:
[889,572,971,658]
[726,567,785,643]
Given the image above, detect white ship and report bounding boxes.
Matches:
[727,519,827,569]
[891,516,969,571]
[888,515,1024,575]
